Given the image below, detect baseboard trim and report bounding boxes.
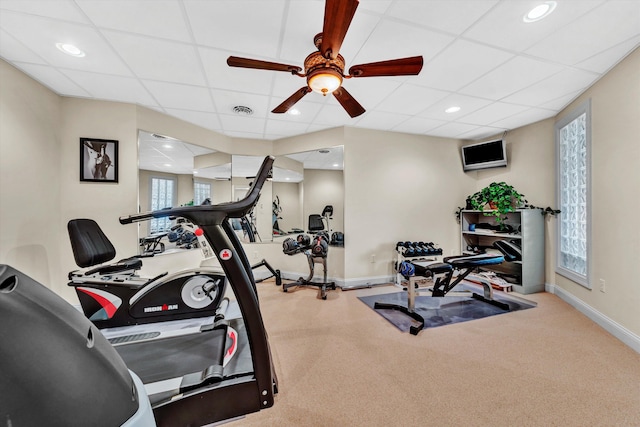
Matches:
[340,275,394,290]
[546,283,640,353]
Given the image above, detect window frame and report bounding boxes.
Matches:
[555,99,592,289]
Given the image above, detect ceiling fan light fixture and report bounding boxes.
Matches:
[307,68,342,95]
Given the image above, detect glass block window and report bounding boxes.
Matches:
[194,181,211,205]
[150,177,175,233]
[556,100,591,288]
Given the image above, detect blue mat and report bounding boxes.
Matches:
[358,287,536,334]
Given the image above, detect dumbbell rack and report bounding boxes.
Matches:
[394,249,443,288]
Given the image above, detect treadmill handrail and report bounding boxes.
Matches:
[120,156,274,226]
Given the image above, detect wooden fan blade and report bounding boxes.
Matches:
[272,87,312,114]
[227,56,302,73]
[320,0,359,60]
[333,86,365,118]
[348,56,424,78]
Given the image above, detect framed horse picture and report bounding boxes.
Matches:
[80,138,118,183]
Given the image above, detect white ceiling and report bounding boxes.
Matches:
[1,0,638,142]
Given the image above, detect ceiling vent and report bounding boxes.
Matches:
[232,105,253,116]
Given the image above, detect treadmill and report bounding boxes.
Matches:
[1,156,278,427]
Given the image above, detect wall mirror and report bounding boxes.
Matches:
[137,130,232,247]
[273,146,344,242]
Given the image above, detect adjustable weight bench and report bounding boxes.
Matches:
[375,253,509,335]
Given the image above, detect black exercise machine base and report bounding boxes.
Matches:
[283,280,337,300]
[373,301,424,335]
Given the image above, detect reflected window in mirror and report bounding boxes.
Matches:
[150,177,175,233]
[194,181,211,205]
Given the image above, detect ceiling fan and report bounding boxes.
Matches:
[227,0,424,118]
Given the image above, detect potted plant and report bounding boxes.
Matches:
[468,182,525,227]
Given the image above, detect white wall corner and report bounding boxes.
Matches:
[546,283,640,354]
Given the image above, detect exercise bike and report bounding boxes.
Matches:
[1,156,278,426]
[67,218,228,329]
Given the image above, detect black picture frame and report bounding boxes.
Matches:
[80,138,118,183]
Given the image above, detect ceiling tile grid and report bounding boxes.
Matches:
[0,0,638,141]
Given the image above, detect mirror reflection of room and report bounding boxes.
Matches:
[274,146,344,246]
[137,131,231,255]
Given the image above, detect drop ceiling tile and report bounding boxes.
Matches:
[458,101,530,126]
[413,39,514,92]
[61,69,158,105]
[419,93,493,122]
[0,0,90,23]
[354,110,410,131]
[575,36,640,73]
[351,18,454,66]
[357,0,393,15]
[13,62,89,97]
[77,0,192,42]
[269,99,323,123]
[502,68,599,106]
[279,1,330,62]
[143,80,215,111]
[391,116,447,134]
[163,108,223,132]
[428,122,480,138]
[458,55,563,100]
[538,90,582,111]
[102,31,206,85]
[218,114,266,135]
[525,1,640,65]
[211,89,270,118]
[463,0,604,51]
[387,0,498,35]
[340,77,403,112]
[313,104,357,126]
[265,119,311,138]
[0,11,131,75]
[457,126,507,141]
[376,83,450,115]
[200,47,275,95]
[0,30,47,64]
[489,107,556,129]
[184,0,286,58]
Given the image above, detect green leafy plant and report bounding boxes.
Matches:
[468,182,525,227]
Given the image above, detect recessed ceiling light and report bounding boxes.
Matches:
[289,108,301,116]
[163,144,172,149]
[523,1,557,23]
[445,106,461,113]
[232,105,253,116]
[333,163,339,167]
[55,42,85,57]
[164,164,171,167]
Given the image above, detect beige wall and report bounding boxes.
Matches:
[0,60,62,291]
[343,127,474,284]
[554,47,640,334]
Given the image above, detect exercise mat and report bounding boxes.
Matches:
[358,287,536,333]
